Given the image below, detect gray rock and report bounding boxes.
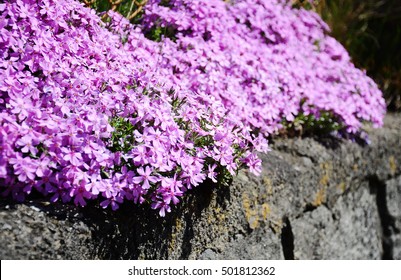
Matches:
[386,176,401,220]
[0,202,93,259]
[199,228,283,260]
[198,249,218,260]
[385,176,401,259]
[292,185,382,259]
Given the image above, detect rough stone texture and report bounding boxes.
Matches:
[198,229,283,260]
[0,114,400,260]
[0,201,93,259]
[385,176,401,259]
[292,185,382,259]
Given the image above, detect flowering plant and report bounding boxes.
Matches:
[0,0,385,216]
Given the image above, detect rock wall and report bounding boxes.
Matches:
[1,114,400,260]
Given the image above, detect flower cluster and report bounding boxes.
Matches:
[140,0,385,136]
[0,0,263,216]
[0,0,385,215]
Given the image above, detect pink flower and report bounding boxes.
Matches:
[100,195,123,210]
[70,179,93,207]
[207,163,218,183]
[151,200,171,217]
[62,148,83,166]
[15,135,38,156]
[132,166,159,189]
[9,155,37,182]
[160,175,183,205]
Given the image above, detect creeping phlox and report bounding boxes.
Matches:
[0,0,385,216]
[140,0,385,135]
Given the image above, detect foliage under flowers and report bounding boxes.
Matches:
[0,0,385,215]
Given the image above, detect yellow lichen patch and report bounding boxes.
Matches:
[319,174,330,186]
[319,162,332,186]
[242,193,251,219]
[168,218,183,252]
[270,219,283,234]
[248,215,260,230]
[168,236,176,252]
[242,193,251,211]
[175,217,183,232]
[214,207,226,222]
[242,193,260,229]
[261,203,271,220]
[389,156,397,175]
[263,176,274,196]
[206,214,213,225]
[312,188,326,206]
[243,186,277,230]
[217,213,226,222]
[320,162,332,171]
[336,181,346,193]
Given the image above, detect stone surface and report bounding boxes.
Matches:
[0,201,93,259]
[198,228,284,260]
[385,176,401,259]
[0,114,400,259]
[292,185,382,259]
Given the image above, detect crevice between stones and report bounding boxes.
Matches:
[281,217,294,260]
[303,203,318,214]
[369,176,398,260]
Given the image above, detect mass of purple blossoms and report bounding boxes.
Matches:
[0,0,385,216]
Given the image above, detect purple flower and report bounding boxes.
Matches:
[131,145,150,165]
[35,156,51,177]
[207,164,218,183]
[9,155,37,182]
[35,169,55,194]
[98,179,116,199]
[160,175,183,205]
[15,135,38,156]
[151,200,171,217]
[100,194,124,210]
[132,166,159,189]
[62,148,83,166]
[70,179,93,207]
